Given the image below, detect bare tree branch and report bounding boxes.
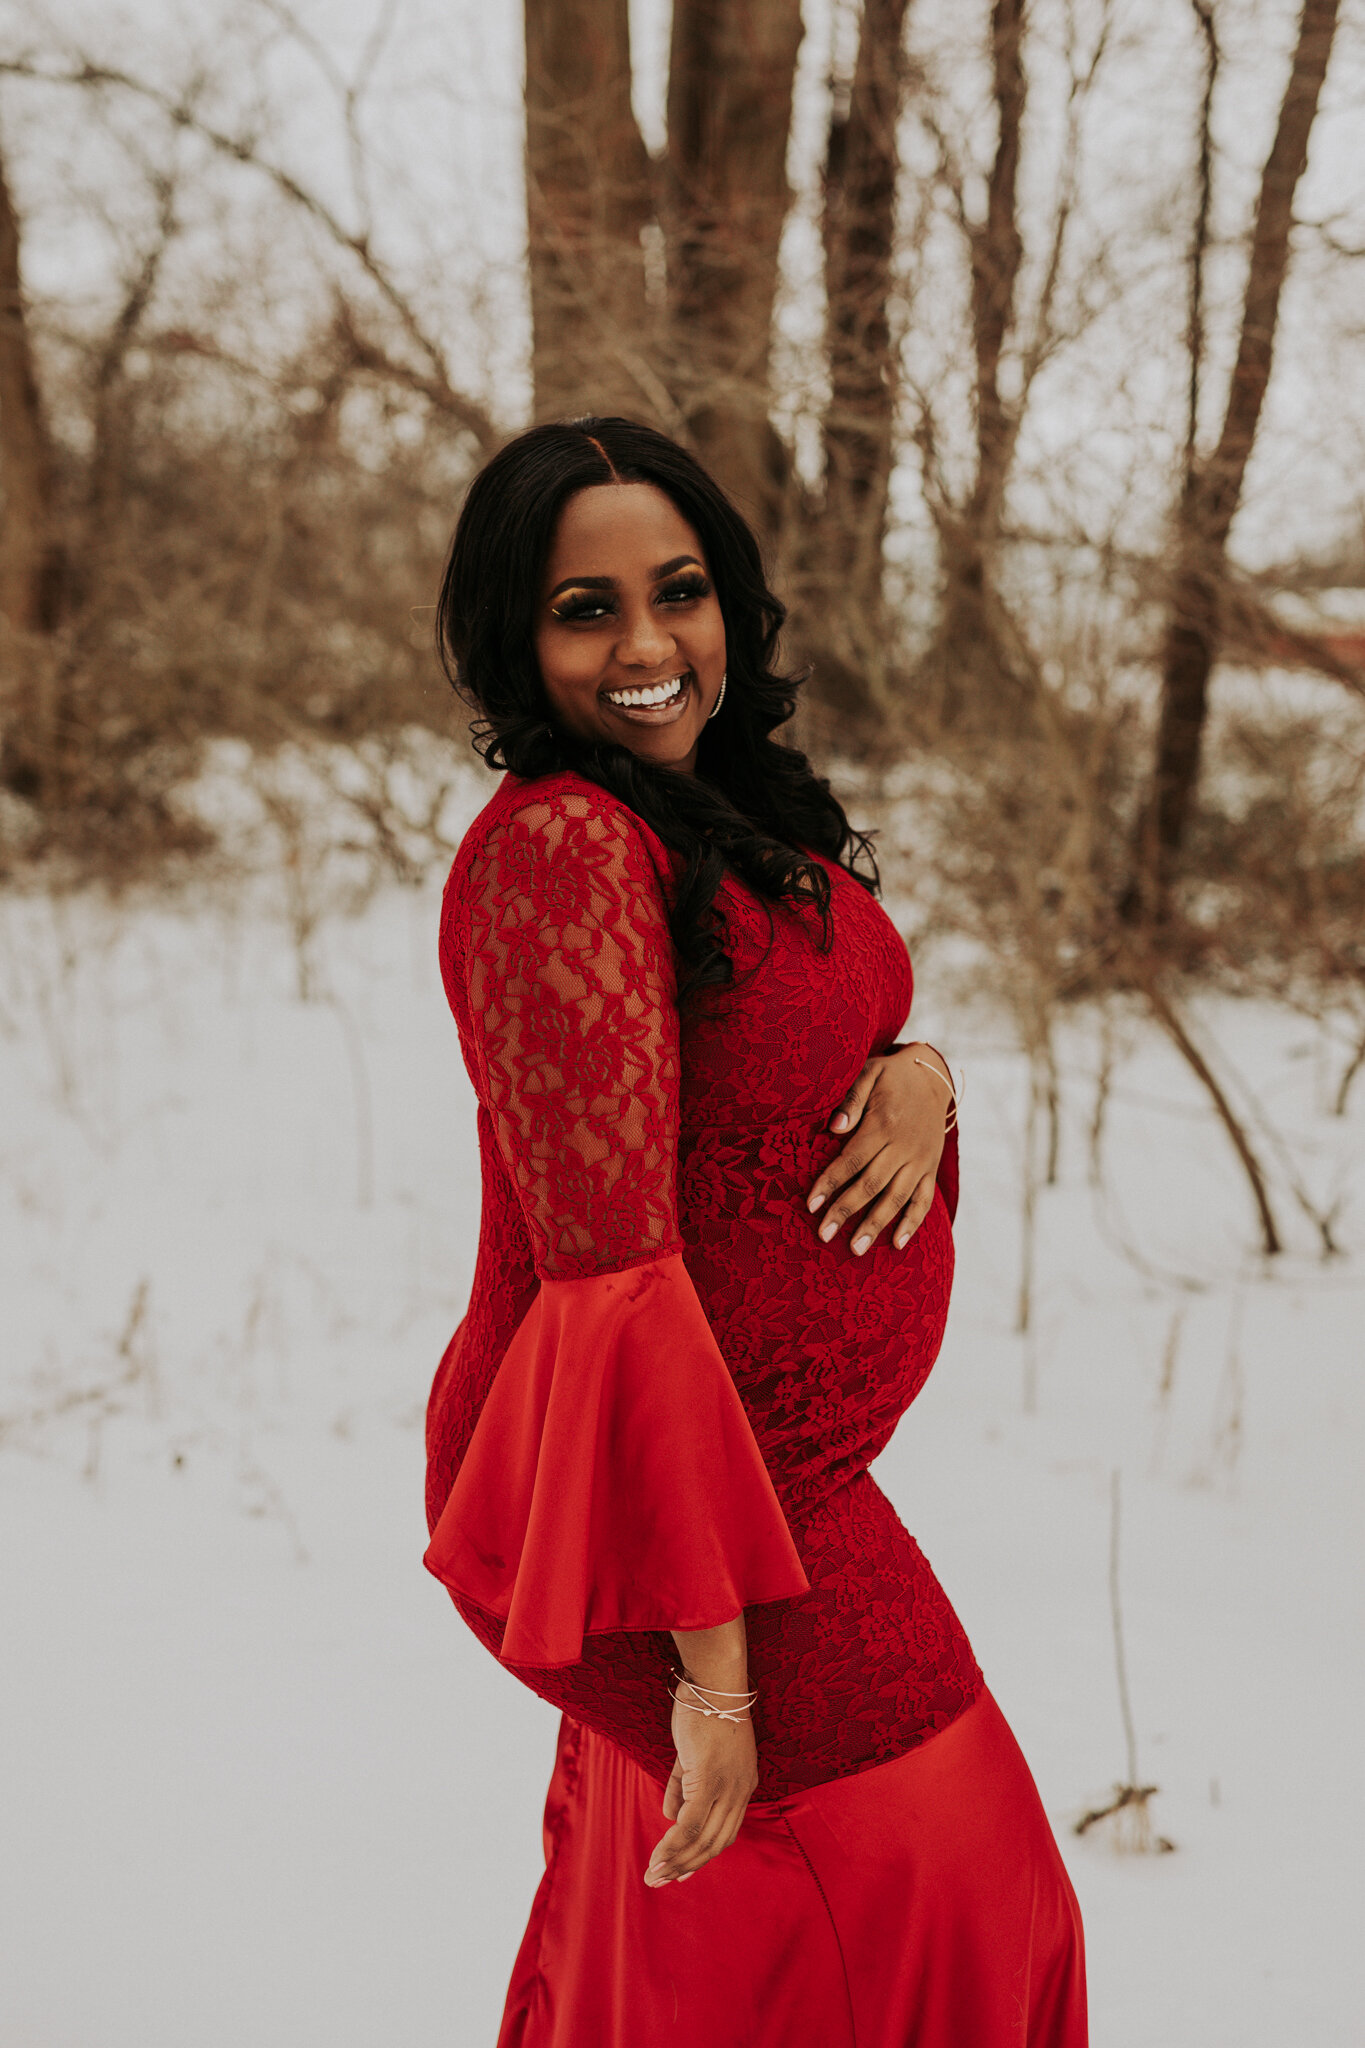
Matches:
[88,168,179,520]
[254,0,401,245]
[1199,0,1338,546]
[1131,0,1342,917]
[1138,970,1282,1255]
[1014,0,1114,414]
[0,53,498,449]
[1185,2,1219,480]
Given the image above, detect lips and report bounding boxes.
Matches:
[604,673,687,710]
[600,671,695,724]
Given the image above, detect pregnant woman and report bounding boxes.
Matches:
[423,416,1086,2046]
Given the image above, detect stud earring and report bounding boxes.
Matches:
[708,672,728,721]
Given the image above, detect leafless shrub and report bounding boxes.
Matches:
[0,1274,157,1479]
[0,294,475,884]
[868,582,1365,1263]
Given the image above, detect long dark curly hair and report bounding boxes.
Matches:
[435,415,877,996]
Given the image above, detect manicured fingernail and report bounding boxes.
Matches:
[895,1234,908,1249]
[852,1235,870,1255]
[831,1113,848,1132]
[808,1193,825,1212]
[819,1221,837,1241]
[677,1872,694,1883]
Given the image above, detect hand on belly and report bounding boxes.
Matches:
[805,1045,956,1257]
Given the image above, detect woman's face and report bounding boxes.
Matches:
[534,482,727,775]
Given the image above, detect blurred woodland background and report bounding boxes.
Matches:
[3,19,1365,2031]
[2,0,1365,1252]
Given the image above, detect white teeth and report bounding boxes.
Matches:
[605,674,687,709]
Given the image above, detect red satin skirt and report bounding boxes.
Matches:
[497,1688,1086,2046]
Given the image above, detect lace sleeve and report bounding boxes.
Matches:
[461,789,681,1278]
[428,782,809,1665]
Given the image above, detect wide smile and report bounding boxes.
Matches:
[600,671,694,725]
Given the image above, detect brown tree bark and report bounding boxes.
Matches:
[1133,0,1340,918]
[812,0,911,710]
[0,141,62,633]
[523,0,656,424]
[665,0,806,538]
[968,0,1026,544]
[934,0,1029,715]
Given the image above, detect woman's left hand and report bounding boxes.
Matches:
[806,1043,953,1255]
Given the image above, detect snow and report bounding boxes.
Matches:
[2,798,1362,2046]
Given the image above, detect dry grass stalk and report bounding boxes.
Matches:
[1074,1469,1175,1853]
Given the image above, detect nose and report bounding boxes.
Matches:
[615,600,676,670]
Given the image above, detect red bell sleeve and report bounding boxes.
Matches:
[424,786,808,1667]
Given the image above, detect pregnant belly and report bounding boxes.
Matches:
[678,1121,955,1512]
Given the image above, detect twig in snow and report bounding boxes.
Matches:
[1332,1023,1365,1117]
[1087,1012,1117,1187]
[238,1442,310,1565]
[327,994,375,1209]
[260,790,324,1002]
[1016,1069,1040,1340]
[1015,1037,1059,1343]
[1139,976,1282,1257]
[0,1277,157,1475]
[1110,1467,1140,1789]
[1147,1306,1184,1478]
[1204,1287,1247,1486]
[1230,1069,1346,1259]
[1042,1036,1061,1187]
[1075,1468,1175,1852]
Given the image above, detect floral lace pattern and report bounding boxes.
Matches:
[427,770,982,1800]
[460,791,681,1276]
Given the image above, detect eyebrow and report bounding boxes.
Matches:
[547,555,703,602]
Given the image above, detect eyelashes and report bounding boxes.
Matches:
[550,576,710,623]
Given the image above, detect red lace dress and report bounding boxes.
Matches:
[424,770,1086,2048]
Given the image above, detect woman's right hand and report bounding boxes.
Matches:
[644,1693,758,1888]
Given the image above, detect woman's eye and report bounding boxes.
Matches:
[552,597,614,623]
[659,578,709,606]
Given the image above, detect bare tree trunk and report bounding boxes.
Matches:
[967,0,1026,547]
[665,0,805,539]
[1132,0,1339,919]
[524,0,656,423]
[926,0,1031,720]
[0,141,62,633]
[520,0,808,497]
[912,0,1031,724]
[809,0,911,714]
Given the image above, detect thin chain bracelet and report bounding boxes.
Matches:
[670,1689,754,1725]
[669,1672,758,1725]
[671,1670,757,1699]
[912,1055,964,1134]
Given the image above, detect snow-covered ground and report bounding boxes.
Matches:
[2,776,1362,2047]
